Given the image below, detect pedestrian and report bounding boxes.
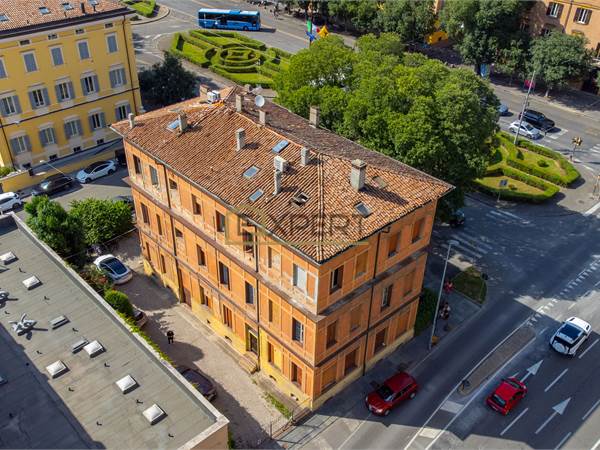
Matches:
[167,330,174,344]
[439,300,448,318]
[442,303,451,321]
[443,280,453,294]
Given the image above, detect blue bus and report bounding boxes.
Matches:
[198,9,261,31]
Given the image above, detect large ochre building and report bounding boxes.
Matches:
[112,87,452,409]
[0,0,141,192]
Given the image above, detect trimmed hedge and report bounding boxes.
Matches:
[123,0,155,17]
[476,167,559,202]
[105,289,134,317]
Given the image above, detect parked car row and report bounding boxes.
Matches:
[507,109,557,141]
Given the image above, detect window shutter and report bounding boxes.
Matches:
[39,129,48,147]
[42,88,50,106]
[0,60,6,78]
[109,70,117,88]
[558,4,563,17]
[0,100,8,116]
[99,112,106,128]
[80,78,88,95]
[64,122,71,139]
[9,137,19,153]
[76,119,82,135]
[88,115,95,131]
[125,103,131,116]
[67,81,74,99]
[546,3,551,15]
[13,95,21,114]
[585,10,591,24]
[92,75,99,93]
[49,127,56,144]
[120,68,127,85]
[114,106,120,121]
[23,135,31,152]
[28,91,37,109]
[55,84,62,102]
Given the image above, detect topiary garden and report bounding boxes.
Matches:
[122,0,156,17]
[170,30,291,88]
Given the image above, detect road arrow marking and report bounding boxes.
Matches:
[521,360,543,382]
[545,369,568,392]
[536,398,571,434]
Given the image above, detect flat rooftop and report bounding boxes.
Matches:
[0,214,227,449]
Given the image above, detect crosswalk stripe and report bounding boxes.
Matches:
[454,243,483,260]
[453,230,494,250]
[455,238,488,256]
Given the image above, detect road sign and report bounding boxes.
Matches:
[318,25,329,38]
[499,179,508,188]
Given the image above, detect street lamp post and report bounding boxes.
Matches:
[38,158,66,177]
[514,69,537,145]
[429,239,459,350]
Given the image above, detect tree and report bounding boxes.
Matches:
[441,0,529,74]
[104,289,134,317]
[496,38,530,85]
[25,196,86,265]
[69,198,133,246]
[139,53,196,109]
[531,31,593,96]
[376,0,436,44]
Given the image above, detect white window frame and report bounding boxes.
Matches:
[30,88,46,108]
[77,40,90,60]
[56,80,71,102]
[1,95,18,115]
[0,58,7,78]
[293,264,308,293]
[89,112,102,130]
[547,2,560,17]
[115,102,130,121]
[110,66,126,87]
[106,33,118,53]
[575,8,591,24]
[10,134,29,155]
[39,126,56,145]
[22,51,38,72]
[64,118,81,138]
[49,46,64,66]
[82,75,96,94]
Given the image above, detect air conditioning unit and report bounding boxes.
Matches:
[274,155,288,173]
[207,90,221,103]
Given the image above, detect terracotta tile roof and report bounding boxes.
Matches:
[112,87,453,263]
[0,0,130,35]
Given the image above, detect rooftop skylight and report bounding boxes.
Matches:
[272,140,289,154]
[167,118,180,131]
[116,374,139,394]
[355,202,371,218]
[0,14,9,22]
[143,404,166,425]
[249,189,264,202]
[243,166,260,179]
[62,2,74,11]
[39,6,50,14]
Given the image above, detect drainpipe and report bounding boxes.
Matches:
[362,231,382,376]
[254,229,262,369]
[161,164,183,302]
[121,15,139,114]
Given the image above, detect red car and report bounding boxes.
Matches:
[365,372,418,416]
[486,378,527,415]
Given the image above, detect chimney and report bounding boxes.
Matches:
[273,170,282,195]
[350,159,366,191]
[128,113,135,129]
[259,110,266,126]
[178,112,187,133]
[236,128,245,151]
[235,95,243,113]
[200,85,209,96]
[309,106,320,128]
[80,2,86,14]
[300,147,309,166]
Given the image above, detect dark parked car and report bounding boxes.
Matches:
[518,109,555,132]
[449,209,465,227]
[177,366,217,401]
[31,174,73,197]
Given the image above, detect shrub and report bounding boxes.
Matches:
[69,198,133,246]
[0,166,13,177]
[79,265,113,294]
[476,167,559,202]
[104,289,134,317]
[414,288,438,336]
[537,159,549,168]
[124,0,155,17]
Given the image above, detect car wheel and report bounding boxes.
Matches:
[243,26,249,31]
[80,177,88,184]
[108,168,116,174]
[383,409,390,416]
[409,391,416,399]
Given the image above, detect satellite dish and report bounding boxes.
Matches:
[255,95,265,108]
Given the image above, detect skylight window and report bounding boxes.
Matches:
[243,166,260,179]
[167,118,180,131]
[272,140,289,154]
[39,6,50,14]
[62,2,74,11]
[291,192,309,206]
[88,0,99,5]
[355,202,371,218]
[372,175,387,189]
[0,14,8,22]
[249,189,264,202]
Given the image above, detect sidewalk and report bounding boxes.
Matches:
[129,4,170,25]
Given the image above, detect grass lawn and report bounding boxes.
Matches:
[477,174,546,196]
[453,266,487,304]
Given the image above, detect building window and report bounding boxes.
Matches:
[293,264,307,293]
[268,300,274,322]
[321,363,337,391]
[55,81,73,102]
[168,178,178,192]
[216,212,226,233]
[245,281,255,305]
[48,33,58,40]
[73,146,82,153]
[133,155,142,175]
[381,285,393,310]
[242,231,254,255]
[9,135,31,155]
[38,127,56,147]
[105,23,113,29]
[96,139,104,145]
[267,342,275,364]
[344,349,358,375]
[50,46,64,66]
[412,218,424,243]
[374,328,387,353]
[388,232,399,257]
[326,321,337,348]
[23,52,38,72]
[404,271,415,295]
[115,103,131,121]
[0,95,20,116]
[63,2,74,11]
[109,67,127,88]
[355,251,368,278]
[330,265,343,293]
[29,88,49,109]
[218,262,230,288]
[106,33,118,53]
[192,194,202,215]
[291,362,302,386]
[222,305,233,328]
[19,39,31,46]
[156,214,162,236]
[0,58,6,78]
[174,227,183,240]
[541,27,553,37]
[268,247,281,270]
[81,74,98,95]
[140,203,150,224]
[546,2,562,18]
[143,241,151,260]
[159,254,166,274]
[77,40,90,59]
[350,306,361,331]
[196,245,206,266]
[199,285,208,307]
[88,111,105,130]
[149,166,159,188]
[574,7,592,24]
[292,318,304,344]
[75,27,84,34]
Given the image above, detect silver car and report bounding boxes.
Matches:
[509,121,541,140]
[550,317,591,356]
[94,254,132,285]
[76,160,117,184]
[0,192,22,213]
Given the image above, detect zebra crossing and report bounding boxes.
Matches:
[543,128,568,141]
[589,143,600,155]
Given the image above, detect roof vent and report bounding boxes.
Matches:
[84,340,105,357]
[259,110,266,126]
[143,404,167,425]
[249,189,264,202]
[46,360,68,378]
[292,192,309,206]
[71,337,89,353]
[116,374,139,394]
[350,159,367,192]
[236,128,245,151]
[274,155,288,173]
[22,275,41,290]
[50,315,69,329]
[355,202,371,218]
[199,85,209,96]
[207,91,221,103]
[300,147,310,166]
[273,170,282,195]
[0,252,16,263]
[309,106,320,128]
[235,94,243,113]
[372,175,387,189]
[178,112,188,133]
[128,113,135,129]
[272,140,289,154]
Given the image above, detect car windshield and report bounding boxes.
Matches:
[491,394,506,407]
[376,384,395,402]
[524,123,534,131]
[504,379,521,390]
[133,310,144,321]
[83,165,99,174]
[559,323,582,341]
[39,181,51,189]
[102,258,126,275]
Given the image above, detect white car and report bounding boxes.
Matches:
[76,160,117,184]
[0,192,22,213]
[94,254,132,285]
[550,317,591,356]
[508,121,541,140]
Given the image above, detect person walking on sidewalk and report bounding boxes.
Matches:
[167,330,175,344]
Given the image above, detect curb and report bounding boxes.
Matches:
[130,5,170,25]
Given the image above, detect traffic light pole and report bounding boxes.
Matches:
[514,69,536,145]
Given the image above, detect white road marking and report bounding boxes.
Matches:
[454,230,494,250]
[578,338,599,359]
[545,369,569,392]
[536,398,571,434]
[338,413,372,449]
[582,398,600,421]
[592,437,600,450]
[584,201,600,216]
[440,400,464,414]
[501,407,529,436]
[418,427,440,439]
[555,432,572,450]
[521,360,543,382]
[568,303,577,310]
[539,327,548,335]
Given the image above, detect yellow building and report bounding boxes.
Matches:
[0,0,141,192]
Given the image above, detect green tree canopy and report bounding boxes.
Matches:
[375,0,435,44]
[139,53,196,110]
[69,198,133,246]
[530,31,592,96]
[25,196,86,265]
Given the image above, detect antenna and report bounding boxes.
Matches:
[255,95,265,108]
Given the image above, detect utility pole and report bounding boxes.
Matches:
[514,69,537,145]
